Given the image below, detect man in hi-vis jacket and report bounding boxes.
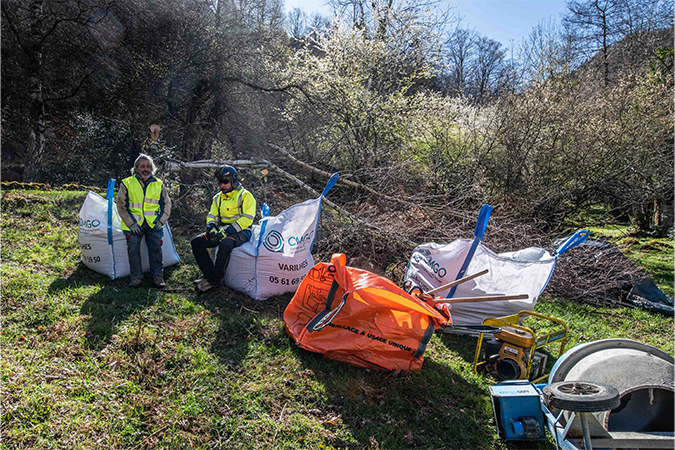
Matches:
[192,165,256,292]
[116,153,172,288]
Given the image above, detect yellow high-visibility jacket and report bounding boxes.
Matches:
[120,175,163,230]
[206,188,256,234]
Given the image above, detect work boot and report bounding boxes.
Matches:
[196,278,217,292]
[128,278,143,288]
[152,275,166,288]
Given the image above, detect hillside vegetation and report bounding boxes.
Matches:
[3,0,673,236]
[2,0,673,446]
[1,189,672,449]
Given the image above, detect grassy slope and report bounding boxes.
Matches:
[1,190,672,450]
[585,225,674,298]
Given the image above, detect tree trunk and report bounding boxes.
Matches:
[25,0,45,182]
[633,201,653,232]
[654,197,674,236]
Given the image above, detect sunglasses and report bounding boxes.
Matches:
[219,178,231,185]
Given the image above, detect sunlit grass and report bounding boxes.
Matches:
[1,190,672,450]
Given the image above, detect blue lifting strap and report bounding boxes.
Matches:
[555,229,590,255]
[322,173,339,197]
[447,204,492,298]
[106,178,118,279]
[106,178,116,246]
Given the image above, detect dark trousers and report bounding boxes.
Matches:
[191,230,250,283]
[125,222,163,279]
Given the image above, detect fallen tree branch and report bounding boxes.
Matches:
[265,161,417,245]
[268,143,471,220]
[269,142,408,202]
[164,158,268,170]
[163,156,416,245]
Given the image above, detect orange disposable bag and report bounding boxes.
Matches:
[284,254,451,372]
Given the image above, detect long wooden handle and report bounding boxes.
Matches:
[434,294,529,304]
[427,269,489,295]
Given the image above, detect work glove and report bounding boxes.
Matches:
[217,227,229,240]
[206,227,221,242]
[153,221,163,231]
[224,224,237,236]
[130,223,143,235]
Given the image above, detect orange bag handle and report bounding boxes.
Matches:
[305,254,354,333]
[330,253,353,294]
[306,278,347,332]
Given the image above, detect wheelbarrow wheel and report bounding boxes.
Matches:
[543,381,621,412]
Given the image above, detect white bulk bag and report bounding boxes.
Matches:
[224,174,338,300]
[404,204,588,325]
[78,179,180,280]
[405,239,556,325]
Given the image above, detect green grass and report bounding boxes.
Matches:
[586,225,674,297]
[1,190,673,449]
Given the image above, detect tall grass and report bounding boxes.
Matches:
[1,190,672,449]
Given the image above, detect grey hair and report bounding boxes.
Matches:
[131,153,156,176]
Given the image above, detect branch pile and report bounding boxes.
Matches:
[546,240,647,306]
[162,145,664,310]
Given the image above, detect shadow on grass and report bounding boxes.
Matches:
[187,290,262,368]
[283,344,502,449]
[48,262,181,350]
[439,332,483,363]
[187,287,528,448]
[194,290,292,368]
[185,288,554,449]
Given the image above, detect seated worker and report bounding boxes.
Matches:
[116,153,172,288]
[192,165,256,292]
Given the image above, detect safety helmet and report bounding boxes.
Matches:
[214,165,239,184]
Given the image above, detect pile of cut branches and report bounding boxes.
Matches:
[161,148,664,311]
[546,239,646,306]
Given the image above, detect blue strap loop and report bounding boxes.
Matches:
[106,179,116,246]
[106,178,116,200]
[260,203,270,219]
[448,204,491,298]
[322,173,339,197]
[474,204,491,240]
[555,229,590,255]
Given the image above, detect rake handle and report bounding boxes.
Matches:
[434,294,529,304]
[427,269,489,295]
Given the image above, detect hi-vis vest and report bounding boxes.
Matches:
[121,176,163,230]
[207,188,256,233]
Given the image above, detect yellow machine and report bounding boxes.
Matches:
[472,311,569,384]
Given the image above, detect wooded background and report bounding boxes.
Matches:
[2,0,673,234]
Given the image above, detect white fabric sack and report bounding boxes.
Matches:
[405,239,556,325]
[78,188,180,280]
[224,174,338,300]
[224,198,320,300]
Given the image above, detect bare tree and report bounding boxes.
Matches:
[1,0,108,182]
[307,12,331,40]
[444,24,476,97]
[611,0,673,37]
[327,0,447,39]
[563,0,618,84]
[519,17,573,85]
[561,0,672,85]
[471,36,505,102]
[286,7,307,38]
